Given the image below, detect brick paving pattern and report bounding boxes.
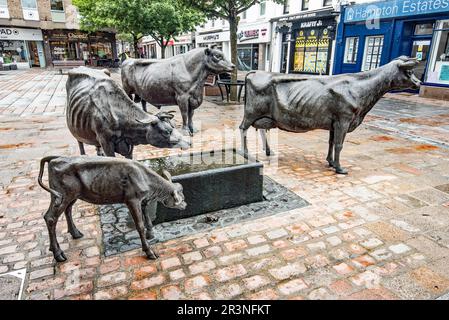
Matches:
[1,69,449,300]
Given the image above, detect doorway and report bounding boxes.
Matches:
[27,41,40,67]
[410,39,431,81]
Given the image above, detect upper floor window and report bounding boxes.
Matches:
[51,0,64,11]
[301,0,309,11]
[0,0,7,7]
[283,0,290,14]
[323,0,332,6]
[260,0,266,16]
[21,0,37,9]
[211,19,215,27]
[242,10,247,19]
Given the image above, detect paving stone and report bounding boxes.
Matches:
[269,262,307,280]
[278,279,308,295]
[389,243,412,254]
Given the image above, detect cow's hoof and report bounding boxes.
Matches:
[266,149,274,156]
[327,160,335,168]
[182,128,192,136]
[54,251,67,262]
[145,250,159,260]
[71,229,84,239]
[335,167,348,175]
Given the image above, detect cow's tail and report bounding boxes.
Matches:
[243,71,257,112]
[38,156,63,205]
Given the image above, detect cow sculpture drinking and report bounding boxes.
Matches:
[66,67,190,159]
[240,56,421,174]
[121,47,235,135]
[38,156,186,262]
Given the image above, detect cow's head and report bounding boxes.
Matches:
[160,170,187,210]
[204,47,235,74]
[137,111,190,150]
[391,56,422,90]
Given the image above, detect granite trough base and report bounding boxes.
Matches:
[100,176,309,256]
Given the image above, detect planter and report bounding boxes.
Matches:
[140,148,263,224]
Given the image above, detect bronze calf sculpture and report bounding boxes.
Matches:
[121,47,235,135]
[38,156,186,262]
[66,67,190,159]
[240,56,421,174]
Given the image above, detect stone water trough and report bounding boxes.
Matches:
[140,148,263,223]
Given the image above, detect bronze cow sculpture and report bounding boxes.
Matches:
[121,47,235,135]
[240,56,421,174]
[38,156,186,262]
[66,67,190,159]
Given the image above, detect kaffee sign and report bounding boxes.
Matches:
[0,27,43,41]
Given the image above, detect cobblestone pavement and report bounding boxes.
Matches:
[1,69,449,300]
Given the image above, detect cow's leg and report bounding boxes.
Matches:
[141,100,147,113]
[125,145,134,160]
[178,100,191,136]
[326,129,335,167]
[64,199,83,239]
[44,196,73,262]
[96,146,105,156]
[126,199,158,259]
[239,118,252,156]
[78,141,86,155]
[142,209,156,241]
[259,129,273,156]
[187,106,198,135]
[333,121,350,175]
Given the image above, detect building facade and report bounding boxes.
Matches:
[0,0,117,68]
[333,0,449,99]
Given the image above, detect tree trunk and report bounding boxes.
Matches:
[229,14,238,101]
[160,37,166,59]
[133,36,140,58]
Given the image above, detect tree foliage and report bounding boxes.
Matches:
[73,0,205,58]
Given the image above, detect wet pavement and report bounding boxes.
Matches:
[1,69,449,300]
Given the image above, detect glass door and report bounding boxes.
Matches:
[411,39,431,80]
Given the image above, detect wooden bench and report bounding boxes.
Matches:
[53,60,85,74]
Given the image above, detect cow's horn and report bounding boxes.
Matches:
[136,116,158,125]
[162,169,172,182]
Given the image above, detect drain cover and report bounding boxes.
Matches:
[0,269,26,300]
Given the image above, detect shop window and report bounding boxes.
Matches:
[302,0,309,11]
[414,23,434,36]
[238,44,259,71]
[0,40,28,63]
[51,0,64,11]
[21,0,37,9]
[362,35,383,71]
[292,27,331,74]
[344,37,359,64]
[323,0,332,6]
[426,20,449,84]
[90,42,112,59]
[283,0,290,14]
[260,1,266,16]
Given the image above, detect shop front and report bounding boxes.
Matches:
[43,30,117,67]
[272,8,337,75]
[333,0,449,99]
[0,26,45,68]
[195,31,230,59]
[237,22,271,71]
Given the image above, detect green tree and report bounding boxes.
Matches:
[182,0,285,99]
[73,0,204,58]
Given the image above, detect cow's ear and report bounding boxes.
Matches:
[399,59,418,70]
[204,48,211,56]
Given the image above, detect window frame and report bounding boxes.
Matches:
[343,37,359,64]
[0,0,8,7]
[283,0,290,14]
[323,0,333,6]
[301,0,309,11]
[51,0,64,12]
[260,0,266,16]
[21,0,37,9]
[362,35,384,71]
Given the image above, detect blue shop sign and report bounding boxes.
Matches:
[344,0,449,23]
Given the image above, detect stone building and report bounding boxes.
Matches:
[0,0,117,68]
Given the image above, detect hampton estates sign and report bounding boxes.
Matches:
[344,0,449,22]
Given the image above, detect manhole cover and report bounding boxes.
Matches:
[100,176,309,256]
[0,269,26,300]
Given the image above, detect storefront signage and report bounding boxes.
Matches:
[345,0,449,23]
[300,20,324,29]
[196,31,229,44]
[274,9,335,23]
[237,23,271,44]
[0,27,43,41]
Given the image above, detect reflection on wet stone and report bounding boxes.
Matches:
[100,176,309,256]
